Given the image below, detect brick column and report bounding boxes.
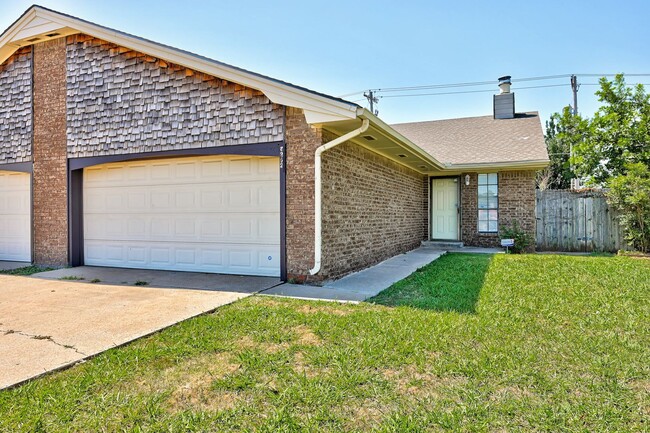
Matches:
[32,38,68,266]
[285,107,322,281]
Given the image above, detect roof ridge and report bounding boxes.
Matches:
[391,111,539,126]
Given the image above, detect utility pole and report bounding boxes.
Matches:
[363,90,379,115]
[570,75,579,115]
[569,75,580,190]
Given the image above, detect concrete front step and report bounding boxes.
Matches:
[422,240,464,248]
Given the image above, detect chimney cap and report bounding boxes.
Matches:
[498,75,512,83]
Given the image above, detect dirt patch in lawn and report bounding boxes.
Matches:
[489,385,536,402]
[382,366,468,400]
[291,351,330,379]
[136,352,244,413]
[293,325,322,346]
[296,304,353,316]
[235,335,289,354]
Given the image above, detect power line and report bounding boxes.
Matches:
[378,83,570,99]
[339,73,650,99]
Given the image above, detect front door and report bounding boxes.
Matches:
[431,178,459,240]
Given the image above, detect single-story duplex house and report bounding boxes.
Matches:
[0,6,548,281]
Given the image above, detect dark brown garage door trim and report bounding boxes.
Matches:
[68,142,287,280]
[0,162,33,173]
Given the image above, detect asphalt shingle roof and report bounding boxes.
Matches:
[391,112,548,166]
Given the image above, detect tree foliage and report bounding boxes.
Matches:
[573,74,650,184]
[607,163,650,253]
[555,74,650,252]
[539,106,588,189]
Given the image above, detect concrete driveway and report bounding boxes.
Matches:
[0,273,264,389]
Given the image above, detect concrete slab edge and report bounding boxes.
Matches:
[0,293,250,391]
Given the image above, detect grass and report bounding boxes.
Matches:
[0,265,53,276]
[58,276,85,281]
[0,254,648,432]
[368,253,491,312]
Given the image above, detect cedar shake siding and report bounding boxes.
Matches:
[460,170,536,249]
[0,47,32,164]
[65,35,284,158]
[33,39,69,266]
[285,107,428,281]
[320,134,428,280]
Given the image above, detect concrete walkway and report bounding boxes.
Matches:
[33,266,281,293]
[0,261,30,271]
[0,274,252,390]
[264,247,446,302]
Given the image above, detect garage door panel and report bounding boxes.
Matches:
[87,213,276,244]
[0,171,31,262]
[84,183,279,213]
[84,155,280,276]
[84,240,280,277]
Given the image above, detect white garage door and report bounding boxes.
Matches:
[0,171,31,262]
[83,155,280,277]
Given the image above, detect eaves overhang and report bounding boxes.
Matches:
[0,5,359,124]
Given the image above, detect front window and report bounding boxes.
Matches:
[478,173,498,232]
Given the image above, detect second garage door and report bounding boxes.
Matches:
[0,171,31,262]
[83,155,280,277]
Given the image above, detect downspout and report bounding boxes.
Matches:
[309,118,370,275]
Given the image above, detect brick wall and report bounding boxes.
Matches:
[285,107,321,279]
[66,34,284,158]
[460,170,536,248]
[0,47,32,164]
[33,39,68,266]
[321,135,428,280]
[285,108,428,281]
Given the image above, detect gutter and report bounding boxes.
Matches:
[309,118,370,276]
[444,158,550,171]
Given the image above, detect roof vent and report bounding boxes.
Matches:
[494,75,515,119]
[362,135,376,141]
[498,75,512,94]
[397,154,407,158]
[27,37,41,43]
[46,33,61,38]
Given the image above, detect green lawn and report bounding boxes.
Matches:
[0,254,648,432]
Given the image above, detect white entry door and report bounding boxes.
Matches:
[83,155,280,277]
[0,171,31,262]
[431,178,459,240]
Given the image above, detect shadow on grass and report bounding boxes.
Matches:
[367,253,492,313]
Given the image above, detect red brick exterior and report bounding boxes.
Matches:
[459,170,537,249]
[321,137,428,280]
[285,108,428,281]
[285,108,321,280]
[32,39,69,266]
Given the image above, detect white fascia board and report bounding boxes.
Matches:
[445,159,550,171]
[0,6,358,124]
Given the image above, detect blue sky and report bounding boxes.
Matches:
[3,1,649,126]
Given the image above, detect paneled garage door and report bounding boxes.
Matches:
[83,155,280,277]
[0,171,31,262]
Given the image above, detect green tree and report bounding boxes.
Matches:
[608,163,650,252]
[567,74,650,251]
[573,74,650,185]
[539,106,588,189]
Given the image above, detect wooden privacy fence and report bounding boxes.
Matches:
[535,189,626,252]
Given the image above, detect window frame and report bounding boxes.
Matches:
[477,173,498,233]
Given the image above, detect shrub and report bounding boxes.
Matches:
[500,221,533,254]
[607,163,650,253]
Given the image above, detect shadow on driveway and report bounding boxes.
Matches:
[32,266,281,294]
